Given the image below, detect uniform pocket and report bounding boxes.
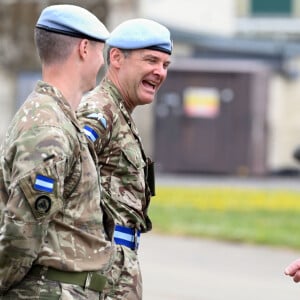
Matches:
[108,143,146,211]
[121,145,145,170]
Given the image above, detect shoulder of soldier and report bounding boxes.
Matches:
[5,91,78,155]
[78,86,119,126]
[81,84,117,108]
[16,91,70,127]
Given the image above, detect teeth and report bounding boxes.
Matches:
[143,80,157,90]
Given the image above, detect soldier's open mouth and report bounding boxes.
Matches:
[142,80,156,91]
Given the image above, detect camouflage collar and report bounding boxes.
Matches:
[36,80,71,109]
[35,80,81,131]
[102,77,136,129]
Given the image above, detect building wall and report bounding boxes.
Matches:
[235,0,300,17]
[294,0,300,16]
[235,0,300,38]
[235,0,249,17]
[139,0,235,36]
[267,71,300,171]
[233,0,300,171]
[0,70,15,141]
[106,0,139,29]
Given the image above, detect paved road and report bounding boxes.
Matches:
[139,234,300,300]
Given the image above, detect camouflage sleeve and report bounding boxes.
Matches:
[77,103,113,156]
[0,125,75,293]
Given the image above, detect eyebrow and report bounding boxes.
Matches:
[142,53,171,64]
[142,53,158,59]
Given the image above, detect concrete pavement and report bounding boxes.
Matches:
[139,233,300,300]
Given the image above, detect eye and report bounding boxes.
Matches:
[147,58,157,64]
[163,62,170,70]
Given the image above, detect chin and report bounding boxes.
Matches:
[142,95,155,103]
[141,100,154,106]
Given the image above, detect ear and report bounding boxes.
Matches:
[78,39,89,60]
[109,48,124,68]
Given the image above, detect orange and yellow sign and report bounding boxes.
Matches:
[183,87,220,118]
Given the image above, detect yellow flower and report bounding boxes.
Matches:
[154,187,300,212]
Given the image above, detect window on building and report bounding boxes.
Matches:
[251,0,292,16]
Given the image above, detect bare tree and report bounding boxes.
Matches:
[0,0,108,71]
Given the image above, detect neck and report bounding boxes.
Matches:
[42,63,83,110]
[106,69,134,114]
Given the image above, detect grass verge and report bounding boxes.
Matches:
[149,186,300,250]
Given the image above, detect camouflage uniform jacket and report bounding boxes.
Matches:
[77,77,152,237]
[0,81,112,294]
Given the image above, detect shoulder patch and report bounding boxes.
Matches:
[87,112,107,129]
[83,125,99,142]
[34,174,55,193]
[35,195,52,215]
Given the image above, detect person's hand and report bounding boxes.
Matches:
[285,259,300,282]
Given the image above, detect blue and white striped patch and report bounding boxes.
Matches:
[113,225,141,250]
[34,174,55,193]
[83,125,99,142]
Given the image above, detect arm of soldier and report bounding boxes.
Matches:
[77,105,113,156]
[0,126,74,293]
[285,259,300,282]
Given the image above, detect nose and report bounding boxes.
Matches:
[153,63,167,78]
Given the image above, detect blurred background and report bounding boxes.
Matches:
[3,2,300,298]
[2,0,300,177]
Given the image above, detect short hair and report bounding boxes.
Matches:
[34,28,79,65]
[106,46,131,66]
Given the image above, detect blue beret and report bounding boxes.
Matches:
[36,5,109,42]
[107,18,172,54]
